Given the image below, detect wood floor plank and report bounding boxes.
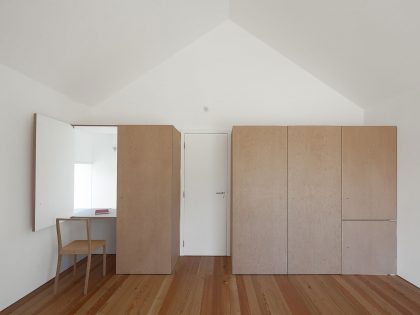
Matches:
[174,256,201,276]
[98,275,149,314]
[387,275,420,295]
[274,276,314,315]
[228,276,242,315]
[197,256,216,276]
[123,276,168,314]
[345,275,403,314]
[180,276,205,314]
[147,276,174,314]
[329,276,381,315]
[4,255,420,315]
[380,276,420,309]
[316,276,369,315]
[357,275,418,314]
[243,275,264,314]
[290,276,346,314]
[73,275,129,315]
[236,276,252,315]
[159,276,204,314]
[252,276,292,314]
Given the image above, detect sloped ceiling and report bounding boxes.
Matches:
[88,21,363,128]
[230,0,420,108]
[0,0,228,105]
[0,0,419,109]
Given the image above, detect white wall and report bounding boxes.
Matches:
[74,164,93,209]
[90,133,117,254]
[365,96,420,287]
[91,134,117,209]
[0,64,89,311]
[85,21,364,127]
[74,129,94,163]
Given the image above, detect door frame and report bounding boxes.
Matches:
[180,130,231,256]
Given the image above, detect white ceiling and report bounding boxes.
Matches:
[0,0,419,109]
[230,0,420,108]
[0,0,228,105]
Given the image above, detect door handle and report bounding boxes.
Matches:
[216,192,226,198]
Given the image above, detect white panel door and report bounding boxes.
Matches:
[184,133,228,256]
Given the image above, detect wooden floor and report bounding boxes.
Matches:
[4,255,420,315]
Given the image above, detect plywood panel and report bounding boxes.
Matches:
[171,128,181,271]
[232,126,287,274]
[117,125,173,274]
[342,221,396,275]
[288,126,342,274]
[342,127,397,220]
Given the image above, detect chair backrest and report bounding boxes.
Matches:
[56,218,91,252]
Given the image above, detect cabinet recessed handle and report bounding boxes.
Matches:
[216,192,225,195]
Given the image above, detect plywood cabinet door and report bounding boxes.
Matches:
[288,126,342,274]
[342,127,397,220]
[117,125,175,274]
[232,126,288,274]
[342,221,396,274]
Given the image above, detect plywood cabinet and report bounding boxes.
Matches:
[342,127,397,220]
[341,126,396,274]
[288,127,342,274]
[232,125,397,275]
[116,125,180,274]
[342,221,396,274]
[232,126,288,274]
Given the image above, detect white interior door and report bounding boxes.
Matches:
[183,133,228,256]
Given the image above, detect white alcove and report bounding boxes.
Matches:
[73,126,117,214]
[34,114,117,233]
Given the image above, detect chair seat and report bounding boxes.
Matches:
[60,240,106,255]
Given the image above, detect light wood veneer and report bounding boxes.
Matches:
[232,126,288,274]
[288,126,342,274]
[116,125,180,274]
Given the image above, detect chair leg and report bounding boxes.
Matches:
[54,254,62,294]
[84,254,92,295]
[102,245,107,277]
[73,255,77,275]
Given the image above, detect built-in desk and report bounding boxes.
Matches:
[72,208,117,218]
[71,209,117,254]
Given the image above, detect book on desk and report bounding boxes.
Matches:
[95,209,110,215]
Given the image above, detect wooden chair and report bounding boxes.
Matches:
[54,218,106,295]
